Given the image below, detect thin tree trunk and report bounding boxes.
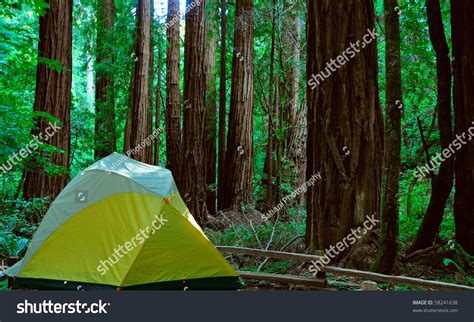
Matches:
[283,1,302,169]
[451,0,474,255]
[23,0,72,203]
[222,0,254,210]
[129,0,151,163]
[165,0,182,186]
[217,0,228,210]
[264,0,277,206]
[123,89,133,153]
[95,0,116,160]
[147,0,154,163]
[205,0,218,215]
[154,43,162,166]
[407,0,454,255]
[306,0,384,270]
[183,0,208,223]
[373,0,402,274]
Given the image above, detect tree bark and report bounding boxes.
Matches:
[123,74,133,152]
[147,0,154,163]
[205,0,218,215]
[451,0,474,255]
[129,0,151,163]
[165,0,182,186]
[372,0,402,274]
[183,0,208,223]
[94,0,116,160]
[154,42,162,166]
[283,1,303,176]
[406,0,454,255]
[264,0,277,206]
[305,0,384,270]
[217,0,228,210]
[23,0,73,202]
[222,0,254,210]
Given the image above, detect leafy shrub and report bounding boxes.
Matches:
[0,232,29,258]
[0,198,48,235]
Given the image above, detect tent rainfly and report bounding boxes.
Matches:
[6,153,241,290]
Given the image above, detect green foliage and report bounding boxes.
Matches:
[0,232,29,258]
[0,198,48,240]
[443,240,474,274]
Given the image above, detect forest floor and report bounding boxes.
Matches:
[209,210,473,291]
[238,248,472,291]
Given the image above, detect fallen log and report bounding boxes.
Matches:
[403,238,450,261]
[322,266,474,291]
[238,271,327,289]
[217,246,324,261]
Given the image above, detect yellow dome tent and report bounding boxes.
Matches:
[6,153,241,290]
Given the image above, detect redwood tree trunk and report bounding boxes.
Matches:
[129,0,151,163]
[283,1,300,152]
[407,0,454,255]
[217,0,228,210]
[264,0,277,206]
[147,0,154,163]
[222,0,254,210]
[183,0,208,223]
[165,0,182,186]
[95,0,116,160]
[23,0,72,202]
[283,1,303,182]
[451,0,474,255]
[154,44,162,166]
[205,0,218,215]
[373,0,402,274]
[305,0,384,269]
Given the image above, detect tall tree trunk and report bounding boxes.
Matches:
[183,0,208,223]
[154,43,162,166]
[165,0,182,186]
[129,0,151,163]
[205,0,218,215]
[451,0,474,255]
[264,0,277,206]
[406,0,454,255]
[23,0,72,202]
[217,0,228,210]
[147,0,154,163]
[95,0,116,160]
[222,0,254,210]
[282,4,306,202]
[372,0,402,274]
[283,0,302,163]
[305,0,384,270]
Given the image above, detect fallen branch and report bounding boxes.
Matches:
[238,271,327,289]
[257,234,305,272]
[404,238,450,261]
